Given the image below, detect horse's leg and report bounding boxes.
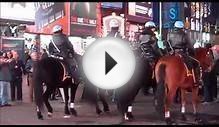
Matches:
[63,87,70,118]
[164,87,177,125]
[127,104,134,120]
[69,82,79,116]
[112,90,116,102]
[95,88,103,115]
[43,87,54,118]
[99,89,109,113]
[192,87,204,124]
[36,106,43,120]
[180,89,187,121]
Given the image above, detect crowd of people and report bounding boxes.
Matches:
[0,19,218,109]
[0,50,25,107]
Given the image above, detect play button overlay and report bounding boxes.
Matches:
[105,52,117,75]
[82,37,136,90]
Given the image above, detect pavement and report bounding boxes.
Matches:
[0,75,219,125]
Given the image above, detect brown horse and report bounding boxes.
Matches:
[154,47,213,125]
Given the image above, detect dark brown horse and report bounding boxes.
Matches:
[154,48,213,125]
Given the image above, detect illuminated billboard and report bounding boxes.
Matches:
[101,2,123,9]
[128,2,153,20]
[34,2,65,30]
[0,2,35,22]
[70,2,97,36]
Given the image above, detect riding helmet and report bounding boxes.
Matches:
[52,25,63,33]
[145,21,156,28]
[174,21,184,29]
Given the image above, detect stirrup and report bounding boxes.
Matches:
[63,75,71,81]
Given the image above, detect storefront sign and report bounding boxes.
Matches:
[128,2,153,20]
[101,2,123,9]
[34,2,65,30]
[70,2,97,36]
[162,2,181,28]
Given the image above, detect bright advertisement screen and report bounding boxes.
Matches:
[128,2,153,19]
[34,2,65,30]
[70,2,97,36]
[101,2,123,9]
[0,2,35,22]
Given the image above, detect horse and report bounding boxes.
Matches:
[76,54,110,115]
[154,47,214,125]
[33,53,110,119]
[33,55,81,120]
[113,48,158,121]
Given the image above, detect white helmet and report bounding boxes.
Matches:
[145,21,156,28]
[109,19,119,28]
[174,21,184,29]
[52,25,63,33]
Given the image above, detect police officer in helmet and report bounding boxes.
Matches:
[139,21,163,66]
[167,20,201,86]
[107,19,122,39]
[49,25,79,83]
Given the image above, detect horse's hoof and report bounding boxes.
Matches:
[127,112,134,120]
[195,117,204,124]
[63,115,71,118]
[96,109,103,115]
[165,118,176,125]
[37,112,43,120]
[124,116,130,121]
[104,108,110,113]
[123,113,132,121]
[154,99,158,106]
[181,114,187,121]
[70,108,78,117]
[47,112,53,117]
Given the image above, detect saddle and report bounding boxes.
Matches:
[176,54,193,77]
[49,55,71,81]
[176,54,201,87]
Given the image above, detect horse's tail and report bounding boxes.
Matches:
[33,64,44,112]
[154,64,166,120]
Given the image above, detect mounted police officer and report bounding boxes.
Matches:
[167,20,201,86]
[48,25,79,83]
[139,21,163,67]
[107,19,123,39]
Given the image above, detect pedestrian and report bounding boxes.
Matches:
[0,51,13,107]
[41,48,48,59]
[27,34,41,102]
[10,51,25,101]
[25,54,34,102]
[202,44,218,104]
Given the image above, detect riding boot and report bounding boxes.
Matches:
[193,67,201,87]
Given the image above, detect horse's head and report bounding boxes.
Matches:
[194,47,214,72]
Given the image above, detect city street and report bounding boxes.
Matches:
[0,75,219,125]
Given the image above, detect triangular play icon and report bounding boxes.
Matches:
[105,51,117,75]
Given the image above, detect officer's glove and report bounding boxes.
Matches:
[169,50,174,55]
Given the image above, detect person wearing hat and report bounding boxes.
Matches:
[138,21,163,95]
[167,20,201,86]
[107,19,123,38]
[49,25,79,83]
[139,21,163,65]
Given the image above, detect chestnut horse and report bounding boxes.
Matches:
[154,47,213,125]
